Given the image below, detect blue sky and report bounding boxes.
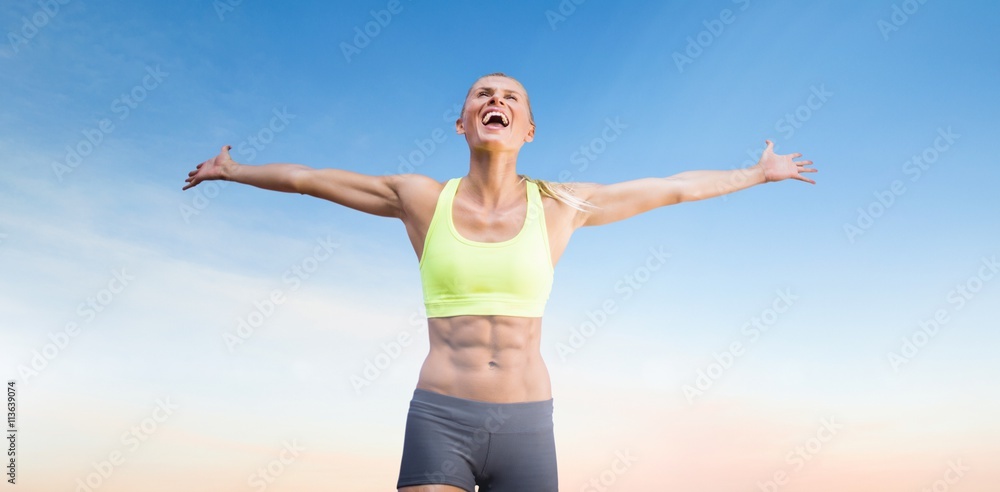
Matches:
[2,1,999,490]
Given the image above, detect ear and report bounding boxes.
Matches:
[455,117,465,135]
[524,123,535,143]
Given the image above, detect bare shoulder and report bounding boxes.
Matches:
[538,180,602,230]
[387,173,447,220]
[552,180,601,199]
[388,173,445,193]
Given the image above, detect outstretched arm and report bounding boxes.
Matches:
[183,145,405,218]
[572,139,816,228]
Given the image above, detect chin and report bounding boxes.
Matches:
[467,132,506,145]
[472,138,519,152]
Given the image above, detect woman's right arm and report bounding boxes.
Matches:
[184,145,406,219]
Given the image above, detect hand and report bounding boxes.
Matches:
[756,140,817,185]
[183,145,237,190]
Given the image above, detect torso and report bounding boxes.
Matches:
[397,175,581,403]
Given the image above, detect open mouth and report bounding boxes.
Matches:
[481,110,509,129]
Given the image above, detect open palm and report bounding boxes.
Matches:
[183,145,235,190]
[757,140,817,184]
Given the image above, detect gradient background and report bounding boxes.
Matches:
[2,1,999,491]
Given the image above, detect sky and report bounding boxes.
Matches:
[2,0,999,490]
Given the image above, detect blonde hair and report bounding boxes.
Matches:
[519,174,600,213]
[464,72,600,213]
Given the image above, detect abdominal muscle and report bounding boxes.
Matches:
[416,314,552,403]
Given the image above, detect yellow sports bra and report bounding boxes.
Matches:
[419,177,554,318]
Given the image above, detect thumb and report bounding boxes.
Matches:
[764,139,774,153]
[221,144,232,157]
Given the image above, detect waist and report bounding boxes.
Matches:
[415,371,552,403]
[408,388,553,433]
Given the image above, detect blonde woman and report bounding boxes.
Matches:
[184,72,816,491]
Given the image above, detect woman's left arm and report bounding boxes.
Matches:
[671,138,817,198]
[572,139,817,228]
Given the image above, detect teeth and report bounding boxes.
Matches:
[481,111,509,126]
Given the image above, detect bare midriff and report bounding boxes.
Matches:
[416,315,552,403]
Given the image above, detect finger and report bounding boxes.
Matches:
[794,175,816,185]
[765,139,774,152]
[791,152,802,159]
[796,160,813,166]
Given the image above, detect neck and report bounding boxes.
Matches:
[464,148,523,208]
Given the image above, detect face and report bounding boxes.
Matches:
[456,76,535,152]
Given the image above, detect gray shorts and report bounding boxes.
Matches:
[396,388,558,491]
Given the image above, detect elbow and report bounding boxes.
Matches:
[658,176,689,205]
[667,190,696,205]
[286,168,310,195]
[678,188,701,203]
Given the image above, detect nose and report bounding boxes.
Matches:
[488,94,506,107]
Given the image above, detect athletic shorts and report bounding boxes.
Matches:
[396,388,558,491]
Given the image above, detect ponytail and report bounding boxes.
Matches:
[518,174,600,213]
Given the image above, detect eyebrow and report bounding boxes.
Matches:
[471,86,523,96]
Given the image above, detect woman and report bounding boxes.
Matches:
[184,72,816,491]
